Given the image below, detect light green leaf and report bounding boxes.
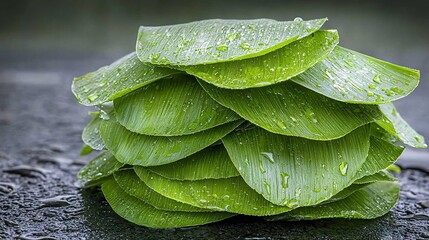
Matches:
[267,181,399,220]
[114,170,211,212]
[101,179,235,228]
[79,144,93,156]
[354,170,397,185]
[377,103,426,148]
[355,136,404,179]
[200,80,382,140]
[114,75,240,136]
[77,151,124,183]
[180,30,338,89]
[320,183,370,205]
[222,125,370,206]
[72,52,179,106]
[99,115,243,166]
[292,46,420,104]
[148,144,239,180]
[135,167,292,216]
[387,164,401,173]
[136,18,327,66]
[82,113,104,150]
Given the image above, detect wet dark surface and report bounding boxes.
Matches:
[1,1,429,239]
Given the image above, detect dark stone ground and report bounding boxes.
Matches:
[1,1,429,238]
[0,54,428,240]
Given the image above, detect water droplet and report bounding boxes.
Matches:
[240,42,251,50]
[281,172,289,188]
[87,94,99,102]
[259,159,266,174]
[227,33,239,41]
[286,198,299,208]
[339,162,348,176]
[373,74,381,83]
[391,108,397,116]
[294,17,303,22]
[367,91,374,97]
[415,136,422,142]
[368,84,376,89]
[275,120,287,130]
[260,152,275,163]
[263,179,271,195]
[216,45,228,52]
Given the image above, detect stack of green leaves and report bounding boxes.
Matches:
[72,18,426,228]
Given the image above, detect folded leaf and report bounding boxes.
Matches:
[114,75,240,136]
[72,52,179,106]
[148,144,239,180]
[377,103,426,148]
[77,151,124,183]
[82,113,104,150]
[180,30,338,89]
[102,179,234,228]
[99,115,243,166]
[292,46,420,104]
[114,170,211,212]
[136,18,327,66]
[354,136,404,179]
[200,80,381,140]
[354,170,397,185]
[222,125,370,206]
[135,167,292,216]
[266,181,399,220]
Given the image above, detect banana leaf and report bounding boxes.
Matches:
[135,167,293,216]
[136,18,327,66]
[99,114,243,166]
[200,79,381,140]
[114,75,240,136]
[114,170,211,212]
[102,179,235,228]
[77,151,124,183]
[72,52,179,106]
[81,113,104,150]
[354,136,404,179]
[377,103,426,148]
[266,181,399,220]
[354,170,397,184]
[292,47,420,104]
[147,144,239,180]
[222,125,371,206]
[179,30,338,89]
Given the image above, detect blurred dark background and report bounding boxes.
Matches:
[1,1,429,239]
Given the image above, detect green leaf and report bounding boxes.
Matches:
[79,144,93,156]
[387,164,401,173]
[136,18,327,66]
[377,103,426,148]
[222,125,371,206]
[267,181,400,220]
[99,115,243,166]
[354,170,397,185]
[82,113,104,150]
[148,144,239,180]
[77,151,124,183]
[179,30,338,89]
[320,183,370,205]
[114,75,240,136]
[292,46,420,104]
[200,80,382,140]
[355,136,404,179]
[101,179,235,228]
[72,52,179,106]
[114,170,211,212]
[135,167,292,216]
